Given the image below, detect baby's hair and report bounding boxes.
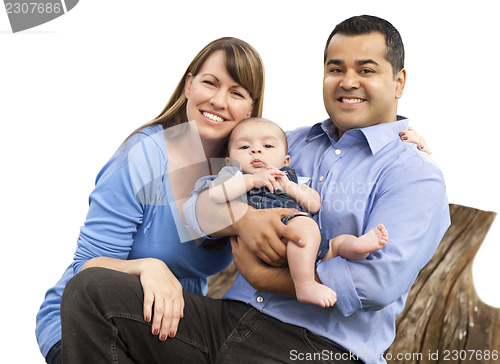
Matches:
[229,117,288,152]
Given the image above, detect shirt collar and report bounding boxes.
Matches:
[306,116,409,155]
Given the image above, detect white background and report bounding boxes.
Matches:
[1,1,499,361]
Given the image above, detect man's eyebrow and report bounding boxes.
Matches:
[326,59,379,66]
[356,59,379,66]
[326,59,343,66]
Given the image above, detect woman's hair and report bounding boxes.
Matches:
[127,37,265,140]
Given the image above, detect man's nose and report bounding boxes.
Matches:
[339,69,360,90]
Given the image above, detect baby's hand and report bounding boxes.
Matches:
[252,168,284,193]
[271,168,292,191]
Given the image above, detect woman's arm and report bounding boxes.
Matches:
[209,168,285,203]
[209,175,254,203]
[194,188,303,266]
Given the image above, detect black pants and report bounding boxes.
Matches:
[61,267,363,363]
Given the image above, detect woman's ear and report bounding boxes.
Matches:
[246,101,255,118]
[184,73,193,99]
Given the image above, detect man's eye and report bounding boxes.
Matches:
[329,68,343,74]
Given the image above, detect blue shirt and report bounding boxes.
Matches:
[35,125,233,357]
[186,117,450,363]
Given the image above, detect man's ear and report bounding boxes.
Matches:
[184,73,193,99]
[283,155,291,166]
[395,68,406,99]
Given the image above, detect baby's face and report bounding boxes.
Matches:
[228,121,289,174]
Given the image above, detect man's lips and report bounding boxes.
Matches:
[201,110,228,123]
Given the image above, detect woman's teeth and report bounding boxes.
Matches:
[203,112,224,122]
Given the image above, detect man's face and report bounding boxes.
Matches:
[323,32,406,137]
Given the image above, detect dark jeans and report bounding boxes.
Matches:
[61,267,363,363]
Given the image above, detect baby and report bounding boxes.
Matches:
[209,117,388,307]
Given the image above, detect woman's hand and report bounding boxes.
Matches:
[399,127,431,154]
[139,258,184,341]
[232,207,304,267]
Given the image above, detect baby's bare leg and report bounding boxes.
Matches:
[324,224,388,261]
[286,216,336,307]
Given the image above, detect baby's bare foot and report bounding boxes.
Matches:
[346,224,388,260]
[295,281,337,308]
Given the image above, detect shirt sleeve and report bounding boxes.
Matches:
[72,134,166,273]
[317,161,450,316]
[182,175,217,238]
[182,166,245,238]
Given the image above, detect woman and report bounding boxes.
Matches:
[36,36,267,364]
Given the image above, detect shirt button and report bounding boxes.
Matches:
[335,149,341,155]
[256,296,264,303]
[319,176,324,182]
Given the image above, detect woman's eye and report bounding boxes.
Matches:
[203,80,216,86]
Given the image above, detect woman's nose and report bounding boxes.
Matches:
[210,90,227,109]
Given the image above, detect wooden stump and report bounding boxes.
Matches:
[206,204,499,362]
[387,204,499,363]
[207,261,238,299]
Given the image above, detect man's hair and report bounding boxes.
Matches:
[324,15,405,78]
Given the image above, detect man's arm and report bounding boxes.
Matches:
[316,162,450,316]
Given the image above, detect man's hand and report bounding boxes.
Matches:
[233,207,304,267]
[231,236,296,297]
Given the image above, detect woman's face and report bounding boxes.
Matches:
[184,50,254,143]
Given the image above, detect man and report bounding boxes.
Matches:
[61,15,449,363]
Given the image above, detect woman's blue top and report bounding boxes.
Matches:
[35,125,233,357]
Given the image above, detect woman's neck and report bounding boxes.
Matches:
[201,138,227,160]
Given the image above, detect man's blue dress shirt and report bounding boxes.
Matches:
[186,117,450,363]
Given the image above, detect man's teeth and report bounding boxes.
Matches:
[342,98,363,104]
[203,112,224,122]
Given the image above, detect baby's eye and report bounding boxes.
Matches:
[239,145,249,150]
[264,144,274,148]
